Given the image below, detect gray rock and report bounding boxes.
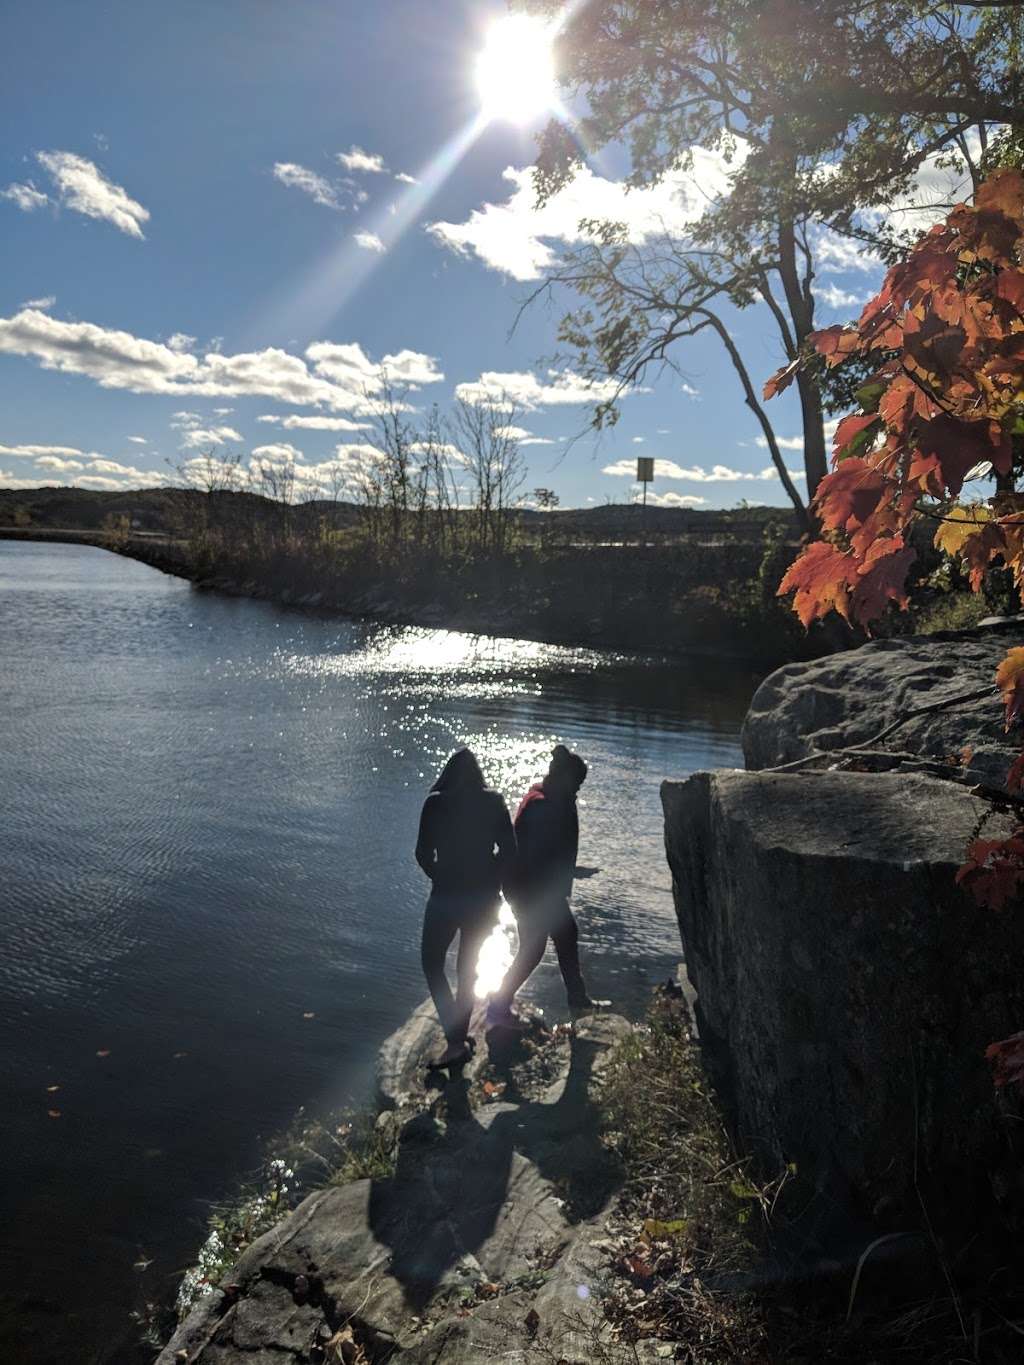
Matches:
[662,769,1024,1240]
[158,1012,634,1363]
[742,623,1024,788]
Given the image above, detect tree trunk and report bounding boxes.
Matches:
[777,215,828,500]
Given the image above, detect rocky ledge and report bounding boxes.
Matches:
[662,761,1024,1248]
[156,1002,665,1365]
[742,618,1024,788]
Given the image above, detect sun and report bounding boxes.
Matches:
[475,14,558,126]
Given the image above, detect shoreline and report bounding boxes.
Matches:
[0,526,806,668]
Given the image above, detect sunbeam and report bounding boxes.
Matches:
[248,110,490,346]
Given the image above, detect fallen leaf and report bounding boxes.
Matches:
[642,1217,688,1241]
[524,1307,541,1337]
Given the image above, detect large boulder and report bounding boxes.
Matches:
[742,621,1023,788]
[661,769,1024,1243]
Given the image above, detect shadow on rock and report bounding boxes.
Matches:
[367,1031,619,1312]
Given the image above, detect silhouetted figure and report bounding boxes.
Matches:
[416,748,515,1067]
[488,745,596,1022]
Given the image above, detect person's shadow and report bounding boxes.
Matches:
[366,1032,618,1311]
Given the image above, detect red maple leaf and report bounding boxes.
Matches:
[956,833,1024,910]
[832,412,881,460]
[1006,751,1024,794]
[849,537,916,629]
[985,1032,1024,1090]
[816,459,889,535]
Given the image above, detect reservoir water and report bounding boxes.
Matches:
[0,541,757,1362]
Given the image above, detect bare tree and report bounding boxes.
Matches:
[450,395,526,555]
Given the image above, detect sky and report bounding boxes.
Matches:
[0,0,927,512]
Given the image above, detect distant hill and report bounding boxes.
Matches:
[0,485,797,542]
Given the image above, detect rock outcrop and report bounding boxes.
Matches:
[742,621,1023,788]
[661,768,1024,1242]
[158,1007,636,1364]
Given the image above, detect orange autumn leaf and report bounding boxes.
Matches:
[996,647,1024,729]
[777,541,853,627]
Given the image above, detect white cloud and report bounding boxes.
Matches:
[753,434,804,451]
[816,282,867,310]
[0,307,441,412]
[306,339,442,390]
[34,455,83,472]
[213,406,234,415]
[494,424,556,446]
[631,436,645,444]
[0,472,65,489]
[353,229,386,253]
[0,441,83,458]
[337,145,387,174]
[171,410,202,427]
[455,368,630,408]
[22,294,55,310]
[273,161,342,210]
[2,182,49,212]
[127,435,147,444]
[602,457,803,483]
[753,418,839,453]
[74,475,124,491]
[251,442,304,462]
[394,171,418,186]
[167,332,197,353]
[257,413,372,431]
[813,228,883,275]
[178,425,243,449]
[639,490,707,507]
[680,382,700,398]
[428,149,736,282]
[36,151,149,238]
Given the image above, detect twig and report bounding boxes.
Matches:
[765,685,996,775]
[846,1232,924,1323]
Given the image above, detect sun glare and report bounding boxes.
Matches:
[475,14,558,125]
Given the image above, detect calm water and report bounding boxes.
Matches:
[0,541,755,1363]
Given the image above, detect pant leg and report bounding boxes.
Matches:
[549,898,588,1005]
[451,914,493,1046]
[493,905,549,1007]
[420,894,460,1042]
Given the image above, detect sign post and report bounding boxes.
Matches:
[636,456,654,545]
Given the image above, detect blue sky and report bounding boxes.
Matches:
[0,0,892,511]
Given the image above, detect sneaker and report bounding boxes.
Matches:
[486,1000,529,1030]
[568,995,611,1013]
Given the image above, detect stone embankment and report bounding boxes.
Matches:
[157,1002,671,1365]
[662,624,1024,1247]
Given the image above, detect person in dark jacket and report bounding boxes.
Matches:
[416,748,516,1068]
[487,744,597,1023]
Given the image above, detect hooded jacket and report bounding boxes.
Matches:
[509,781,579,904]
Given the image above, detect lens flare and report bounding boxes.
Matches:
[474,899,519,999]
[475,15,558,126]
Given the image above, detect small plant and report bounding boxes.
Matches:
[174,1157,295,1318]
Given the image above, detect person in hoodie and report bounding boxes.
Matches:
[487,744,598,1024]
[415,748,516,1068]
